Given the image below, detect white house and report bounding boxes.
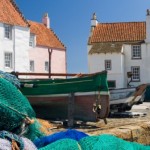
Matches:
[0,0,66,77]
[0,0,30,73]
[88,10,150,89]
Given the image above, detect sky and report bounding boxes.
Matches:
[15,0,150,73]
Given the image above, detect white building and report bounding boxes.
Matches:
[88,10,150,89]
[0,0,30,73]
[0,0,66,77]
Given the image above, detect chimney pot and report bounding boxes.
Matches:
[147,9,150,16]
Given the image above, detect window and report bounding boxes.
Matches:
[105,60,111,70]
[108,80,116,89]
[132,45,141,59]
[4,24,12,39]
[4,52,13,68]
[45,61,49,72]
[30,60,34,72]
[131,66,140,81]
[29,34,34,47]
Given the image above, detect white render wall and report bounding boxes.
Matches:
[88,52,125,88]
[0,23,30,72]
[88,43,150,89]
[124,43,150,87]
[0,22,67,78]
[13,26,30,72]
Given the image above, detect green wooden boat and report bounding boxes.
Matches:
[20,71,110,122]
[20,71,109,96]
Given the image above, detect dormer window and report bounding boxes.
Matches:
[132,45,141,59]
[29,34,35,47]
[4,24,12,39]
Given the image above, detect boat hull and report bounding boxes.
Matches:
[26,92,109,122]
[20,71,110,122]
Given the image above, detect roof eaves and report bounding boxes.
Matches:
[36,44,66,50]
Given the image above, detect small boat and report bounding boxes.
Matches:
[19,71,110,123]
[109,84,147,112]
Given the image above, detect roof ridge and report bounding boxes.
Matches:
[10,0,30,27]
[28,20,43,25]
[98,21,145,25]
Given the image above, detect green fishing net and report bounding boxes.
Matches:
[79,134,150,150]
[0,77,45,141]
[39,138,81,150]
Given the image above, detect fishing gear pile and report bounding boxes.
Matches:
[0,76,45,141]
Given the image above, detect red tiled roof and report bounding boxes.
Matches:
[89,22,146,43]
[29,21,65,49]
[0,0,29,27]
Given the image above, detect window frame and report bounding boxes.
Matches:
[131,66,140,82]
[45,61,49,72]
[105,60,111,70]
[4,24,12,40]
[29,34,34,47]
[131,45,141,59]
[30,60,34,72]
[4,52,13,68]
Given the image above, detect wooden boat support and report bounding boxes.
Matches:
[68,93,75,127]
[18,71,110,127]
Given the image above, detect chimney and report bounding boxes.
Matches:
[91,13,98,28]
[146,9,150,43]
[42,13,50,28]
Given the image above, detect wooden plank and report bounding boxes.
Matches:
[14,71,107,78]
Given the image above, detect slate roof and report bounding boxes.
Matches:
[29,21,65,49]
[0,0,29,27]
[89,22,146,44]
[89,42,123,54]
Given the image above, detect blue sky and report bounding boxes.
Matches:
[15,0,149,73]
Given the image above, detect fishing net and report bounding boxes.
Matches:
[34,129,88,148]
[39,138,81,150]
[0,138,11,149]
[79,134,150,150]
[0,77,45,141]
[0,131,37,150]
[21,137,37,150]
[0,70,20,88]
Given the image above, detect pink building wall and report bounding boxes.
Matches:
[29,46,66,78]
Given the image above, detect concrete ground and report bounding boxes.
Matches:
[41,102,150,145]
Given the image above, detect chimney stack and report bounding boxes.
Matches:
[146,9,150,43]
[42,13,50,28]
[91,13,98,28]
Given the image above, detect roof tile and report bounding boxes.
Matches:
[0,0,29,27]
[29,21,65,49]
[89,22,146,43]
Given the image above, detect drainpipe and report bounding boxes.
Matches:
[48,48,52,78]
[13,26,16,72]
